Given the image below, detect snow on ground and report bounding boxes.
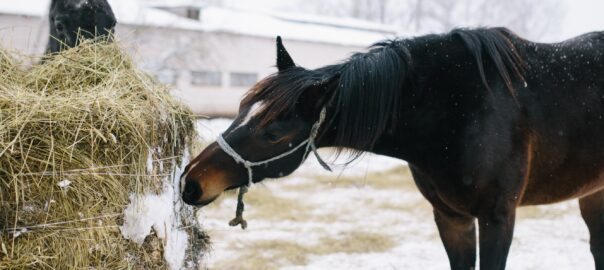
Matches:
[195,119,593,270]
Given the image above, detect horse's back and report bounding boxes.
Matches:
[515,32,604,205]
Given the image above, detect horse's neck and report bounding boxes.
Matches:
[324,36,485,168]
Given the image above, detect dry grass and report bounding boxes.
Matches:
[314,231,397,254]
[206,184,312,222]
[0,39,199,269]
[244,187,310,221]
[283,165,414,192]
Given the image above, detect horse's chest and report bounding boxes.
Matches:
[410,168,479,214]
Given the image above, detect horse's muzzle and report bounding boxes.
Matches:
[182,181,202,205]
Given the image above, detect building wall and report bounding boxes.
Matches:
[0,14,48,54]
[0,14,366,116]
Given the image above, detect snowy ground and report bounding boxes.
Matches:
[194,119,593,270]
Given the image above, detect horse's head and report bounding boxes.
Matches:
[182,37,337,206]
[47,0,116,53]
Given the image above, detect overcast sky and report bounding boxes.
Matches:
[562,0,604,40]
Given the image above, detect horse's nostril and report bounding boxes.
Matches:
[182,181,202,205]
[184,183,195,195]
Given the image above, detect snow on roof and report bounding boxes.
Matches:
[0,0,395,46]
[197,6,394,46]
[0,0,204,29]
[241,8,397,35]
[141,0,205,8]
[107,0,204,29]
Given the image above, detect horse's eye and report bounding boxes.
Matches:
[263,132,279,142]
[55,22,65,32]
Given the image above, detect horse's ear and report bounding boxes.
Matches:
[276,36,295,71]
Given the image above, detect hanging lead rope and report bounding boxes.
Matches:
[216,107,331,229]
[228,185,248,229]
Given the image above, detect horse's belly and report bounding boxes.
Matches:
[520,169,604,205]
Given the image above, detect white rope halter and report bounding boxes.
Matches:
[216,107,331,229]
[216,107,331,187]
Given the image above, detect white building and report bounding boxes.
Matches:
[0,0,395,116]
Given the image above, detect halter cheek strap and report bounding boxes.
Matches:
[216,107,331,229]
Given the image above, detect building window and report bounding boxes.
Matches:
[155,70,178,85]
[186,8,200,20]
[191,71,221,86]
[230,72,258,87]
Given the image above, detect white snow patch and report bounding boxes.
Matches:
[109,133,118,143]
[146,148,154,175]
[120,148,196,270]
[121,184,190,270]
[120,188,172,244]
[163,223,190,270]
[57,179,72,189]
[12,228,29,239]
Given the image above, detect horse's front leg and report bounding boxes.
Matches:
[434,208,477,270]
[477,200,517,270]
[579,190,604,270]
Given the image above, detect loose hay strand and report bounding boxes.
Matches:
[0,39,200,269]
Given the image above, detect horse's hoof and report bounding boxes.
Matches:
[229,217,248,230]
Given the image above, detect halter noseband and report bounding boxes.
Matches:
[215,107,332,229]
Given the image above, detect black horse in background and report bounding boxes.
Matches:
[46,0,116,53]
[182,28,604,270]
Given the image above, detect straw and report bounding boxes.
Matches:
[0,38,205,269]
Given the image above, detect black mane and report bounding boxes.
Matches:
[243,27,525,157]
[451,28,526,97]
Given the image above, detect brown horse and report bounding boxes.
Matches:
[182,28,604,269]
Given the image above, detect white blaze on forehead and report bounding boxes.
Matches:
[181,160,200,180]
[236,101,265,130]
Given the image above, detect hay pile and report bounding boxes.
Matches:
[0,40,205,269]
